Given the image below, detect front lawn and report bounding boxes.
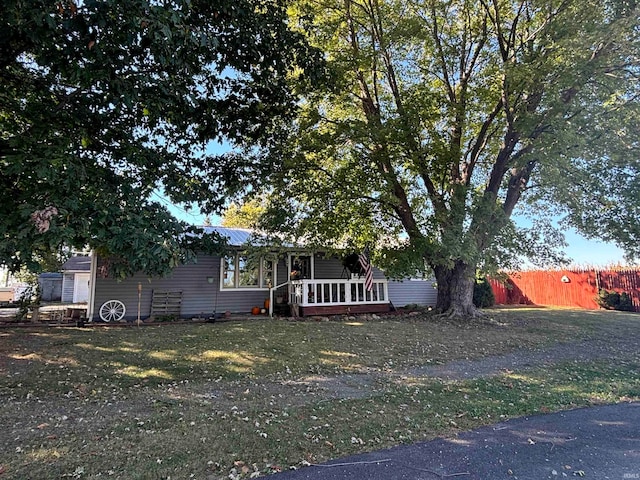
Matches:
[0,308,637,479]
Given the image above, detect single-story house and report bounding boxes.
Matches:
[61,255,92,303]
[87,227,436,322]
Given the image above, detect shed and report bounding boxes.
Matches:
[61,256,92,303]
[38,272,62,302]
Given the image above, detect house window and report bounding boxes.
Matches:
[222,253,273,289]
[262,259,274,288]
[289,254,312,279]
[222,256,236,288]
[238,255,259,287]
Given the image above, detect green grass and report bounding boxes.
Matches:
[0,308,638,479]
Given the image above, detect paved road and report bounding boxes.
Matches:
[275,402,640,480]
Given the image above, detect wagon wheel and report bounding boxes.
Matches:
[99,300,126,322]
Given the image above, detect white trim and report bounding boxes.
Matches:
[87,254,98,321]
[219,253,274,291]
[287,253,315,280]
[289,278,389,307]
[73,273,91,303]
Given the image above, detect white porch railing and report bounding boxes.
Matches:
[289,279,389,307]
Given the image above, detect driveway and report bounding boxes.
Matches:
[275,402,640,480]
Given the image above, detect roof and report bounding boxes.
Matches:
[201,226,259,247]
[61,256,92,272]
[39,272,62,279]
[200,226,294,248]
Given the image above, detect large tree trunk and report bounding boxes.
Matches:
[433,260,478,317]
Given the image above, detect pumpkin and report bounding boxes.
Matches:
[251,306,261,315]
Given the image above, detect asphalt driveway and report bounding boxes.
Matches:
[275,402,640,480]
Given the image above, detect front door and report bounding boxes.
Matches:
[289,254,313,280]
[73,273,90,303]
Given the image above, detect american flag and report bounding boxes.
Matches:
[358,247,373,291]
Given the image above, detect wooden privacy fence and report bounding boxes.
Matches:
[489,269,640,312]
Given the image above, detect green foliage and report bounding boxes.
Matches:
[473,277,495,308]
[253,0,640,312]
[13,280,41,322]
[596,289,635,311]
[221,200,267,229]
[0,0,323,277]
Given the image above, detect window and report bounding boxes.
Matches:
[238,255,259,287]
[222,256,236,288]
[262,259,274,288]
[222,253,274,289]
[289,254,312,279]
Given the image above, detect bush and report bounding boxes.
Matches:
[596,289,634,311]
[14,284,41,322]
[473,277,495,308]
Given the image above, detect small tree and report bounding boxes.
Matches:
[14,269,41,322]
[473,277,495,309]
[221,200,267,229]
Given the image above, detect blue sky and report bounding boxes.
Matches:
[561,229,627,266]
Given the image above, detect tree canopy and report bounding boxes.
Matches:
[254,0,640,315]
[0,0,321,277]
[221,200,267,229]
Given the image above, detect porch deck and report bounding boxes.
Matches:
[288,278,390,317]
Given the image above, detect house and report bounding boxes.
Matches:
[61,255,92,303]
[87,226,436,322]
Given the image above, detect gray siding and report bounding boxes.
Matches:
[314,255,385,279]
[314,255,346,279]
[61,273,75,303]
[93,255,272,321]
[93,253,403,321]
[388,278,438,308]
[276,258,288,285]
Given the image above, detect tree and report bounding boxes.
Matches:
[1,0,322,277]
[256,0,640,316]
[221,199,267,228]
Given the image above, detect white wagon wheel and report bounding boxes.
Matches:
[99,300,126,322]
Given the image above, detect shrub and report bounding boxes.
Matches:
[14,284,41,322]
[618,292,634,311]
[596,289,619,310]
[596,289,634,311]
[473,277,495,308]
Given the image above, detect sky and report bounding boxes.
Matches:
[561,229,627,266]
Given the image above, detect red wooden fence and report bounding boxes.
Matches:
[489,269,640,312]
